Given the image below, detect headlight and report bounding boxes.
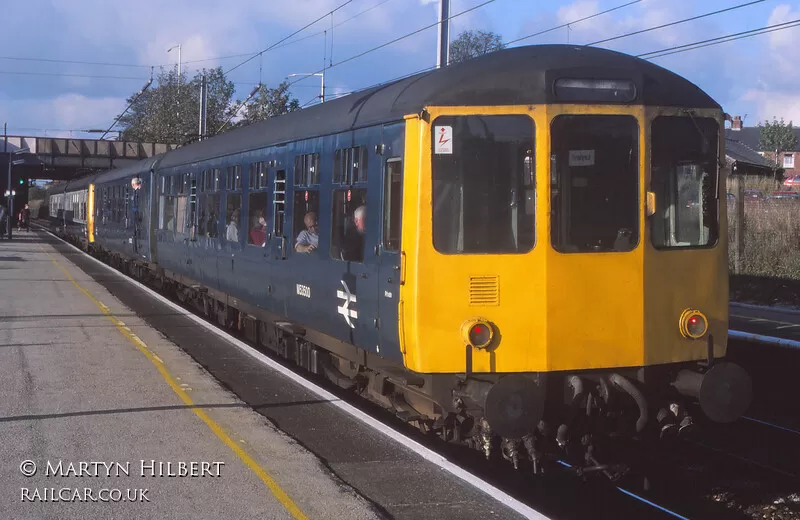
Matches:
[461,318,494,349]
[679,309,708,339]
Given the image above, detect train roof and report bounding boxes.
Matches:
[92,154,165,185]
[62,172,101,193]
[60,155,165,192]
[158,44,719,169]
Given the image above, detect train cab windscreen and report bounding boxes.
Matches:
[550,115,640,253]
[650,116,719,249]
[431,115,535,254]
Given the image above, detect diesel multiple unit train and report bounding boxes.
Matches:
[48,44,752,477]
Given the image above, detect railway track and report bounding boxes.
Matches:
[35,222,799,520]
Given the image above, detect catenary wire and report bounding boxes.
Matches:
[223,0,355,76]
[640,18,800,59]
[174,0,395,68]
[504,0,641,46]
[285,0,495,89]
[587,0,767,46]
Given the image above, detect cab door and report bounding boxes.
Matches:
[377,123,406,363]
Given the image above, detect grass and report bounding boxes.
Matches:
[728,201,800,278]
[727,175,800,305]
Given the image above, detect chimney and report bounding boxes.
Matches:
[731,115,742,131]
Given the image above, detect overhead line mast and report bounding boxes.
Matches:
[437,0,451,68]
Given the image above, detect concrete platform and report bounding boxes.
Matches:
[0,232,381,519]
[0,230,548,520]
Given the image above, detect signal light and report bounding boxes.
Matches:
[461,318,494,349]
[679,309,708,339]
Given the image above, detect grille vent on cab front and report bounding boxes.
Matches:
[469,276,499,306]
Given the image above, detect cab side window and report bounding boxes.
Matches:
[383,158,402,251]
[330,188,366,262]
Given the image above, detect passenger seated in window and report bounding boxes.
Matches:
[341,205,365,262]
[295,212,319,253]
[226,209,239,242]
[249,210,267,246]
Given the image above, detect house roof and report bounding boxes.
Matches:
[725,126,800,152]
[725,137,772,169]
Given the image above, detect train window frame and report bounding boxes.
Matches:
[431,114,536,255]
[211,168,221,191]
[334,147,368,185]
[549,113,640,254]
[383,158,403,251]
[330,188,367,263]
[247,190,269,247]
[249,161,267,190]
[650,115,720,250]
[198,170,221,238]
[159,177,178,232]
[224,192,242,243]
[292,189,321,255]
[294,153,320,186]
[226,165,242,191]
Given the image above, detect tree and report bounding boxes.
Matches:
[449,29,504,65]
[117,66,236,144]
[758,117,798,179]
[235,81,301,127]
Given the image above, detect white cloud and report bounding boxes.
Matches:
[731,4,800,123]
[768,4,800,49]
[551,0,692,49]
[741,91,800,125]
[1,94,127,138]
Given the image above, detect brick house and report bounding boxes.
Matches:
[725,115,800,179]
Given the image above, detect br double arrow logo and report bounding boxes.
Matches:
[336,280,358,329]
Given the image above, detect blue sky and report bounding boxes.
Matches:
[0,0,798,140]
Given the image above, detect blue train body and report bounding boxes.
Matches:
[87,123,405,363]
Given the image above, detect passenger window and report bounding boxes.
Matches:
[334,147,367,184]
[330,188,367,262]
[247,191,268,247]
[204,194,220,238]
[383,158,402,251]
[198,171,220,238]
[175,193,188,234]
[249,162,267,190]
[293,190,320,254]
[294,154,320,186]
[226,165,242,191]
[225,194,241,243]
[159,176,177,232]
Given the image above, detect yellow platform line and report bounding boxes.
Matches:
[39,244,308,520]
